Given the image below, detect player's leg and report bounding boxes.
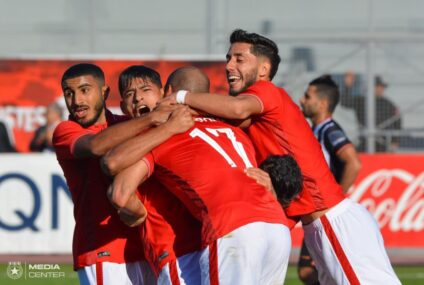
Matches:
[297,239,320,285]
[78,261,156,285]
[303,198,401,285]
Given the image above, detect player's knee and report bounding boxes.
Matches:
[298,266,319,285]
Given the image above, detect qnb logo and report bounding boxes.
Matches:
[0,173,71,231]
[7,262,23,280]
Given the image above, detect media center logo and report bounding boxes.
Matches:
[6,261,65,279]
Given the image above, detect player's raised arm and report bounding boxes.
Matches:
[161,91,262,120]
[72,107,171,159]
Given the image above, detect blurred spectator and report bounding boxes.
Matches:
[340,73,402,152]
[29,102,63,152]
[0,119,16,152]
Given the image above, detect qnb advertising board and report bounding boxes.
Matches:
[0,154,423,254]
[0,154,74,253]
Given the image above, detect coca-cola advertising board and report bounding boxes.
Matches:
[291,154,424,248]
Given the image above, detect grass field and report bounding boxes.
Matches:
[0,263,423,284]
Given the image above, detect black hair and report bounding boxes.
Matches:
[118,65,162,96]
[230,29,281,80]
[61,63,105,88]
[259,154,303,208]
[309,75,340,113]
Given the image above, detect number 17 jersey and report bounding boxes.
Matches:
[143,117,287,247]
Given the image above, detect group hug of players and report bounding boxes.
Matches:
[53,29,401,284]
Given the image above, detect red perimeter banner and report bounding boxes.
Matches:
[0,59,227,152]
[291,154,424,248]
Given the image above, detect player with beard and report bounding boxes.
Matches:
[160,30,400,284]
[53,63,192,285]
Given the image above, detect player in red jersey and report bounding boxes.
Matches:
[53,63,191,285]
[105,66,291,285]
[160,30,400,284]
[113,65,203,285]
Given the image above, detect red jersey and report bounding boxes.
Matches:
[53,110,144,269]
[138,178,202,276]
[144,117,287,247]
[243,81,345,226]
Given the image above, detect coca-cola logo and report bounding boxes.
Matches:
[349,169,424,232]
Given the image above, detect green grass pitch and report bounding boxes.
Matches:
[0,263,423,284]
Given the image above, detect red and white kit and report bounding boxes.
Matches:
[143,117,290,285]
[53,110,155,285]
[242,81,400,284]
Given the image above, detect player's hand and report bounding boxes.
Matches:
[158,93,178,107]
[165,105,194,135]
[245,167,277,198]
[117,209,146,227]
[150,104,176,126]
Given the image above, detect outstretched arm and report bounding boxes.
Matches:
[73,106,174,158]
[160,92,262,120]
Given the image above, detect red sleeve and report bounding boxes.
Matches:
[52,121,94,160]
[142,153,155,177]
[243,80,279,114]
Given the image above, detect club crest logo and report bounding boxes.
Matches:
[7,262,23,280]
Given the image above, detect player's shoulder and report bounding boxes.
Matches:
[54,120,81,136]
[323,120,350,146]
[324,119,346,134]
[245,80,277,93]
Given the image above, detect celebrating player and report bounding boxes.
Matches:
[53,63,188,284]
[160,30,400,284]
[109,65,203,285]
[298,75,362,285]
[105,66,291,285]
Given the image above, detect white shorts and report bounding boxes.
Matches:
[303,198,401,285]
[77,260,156,285]
[158,252,202,285]
[196,222,291,285]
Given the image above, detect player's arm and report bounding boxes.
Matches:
[161,92,262,120]
[107,159,150,226]
[73,106,173,158]
[102,105,194,176]
[337,145,362,193]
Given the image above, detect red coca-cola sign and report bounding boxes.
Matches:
[291,154,424,248]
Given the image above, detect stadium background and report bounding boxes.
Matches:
[0,0,423,283]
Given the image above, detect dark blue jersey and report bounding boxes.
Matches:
[313,118,351,183]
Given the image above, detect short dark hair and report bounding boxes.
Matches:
[259,154,303,208]
[118,65,162,96]
[61,63,105,88]
[165,66,210,94]
[230,29,281,80]
[309,75,340,113]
